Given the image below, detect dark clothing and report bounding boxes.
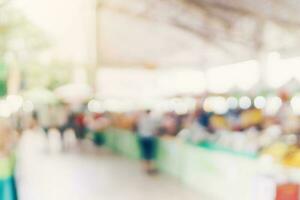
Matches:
[138,137,156,160]
[198,111,212,129]
[93,132,105,146]
[75,114,86,139]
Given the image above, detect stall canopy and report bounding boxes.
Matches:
[55,83,92,104]
[23,88,58,105]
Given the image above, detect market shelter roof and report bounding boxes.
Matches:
[98,0,300,68]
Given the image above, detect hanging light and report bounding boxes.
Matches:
[227,97,238,109]
[239,96,251,109]
[254,96,266,109]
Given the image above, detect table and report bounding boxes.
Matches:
[101,129,291,200]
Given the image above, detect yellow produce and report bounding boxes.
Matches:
[282,147,300,168]
[262,142,289,160]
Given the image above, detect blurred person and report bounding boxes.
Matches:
[58,104,72,132]
[10,112,22,134]
[57,104,75,151]
[160,112,178,137]
[37,106,49,133]
[196,107,213,133]
[87,112,111,147]
[58,109,84,152]
[18,112,48,196]
[48,128,63,154]
[47,105,70,153]
[63,128,77,152]
[179,110,214,143]
[0,119,18,157]
[39,105,57,133]
[61,109,76,134]
[0,119,18,200]
[277,91,294,134]
[19,112,48,155]
[137,110,159,174]
[227,108,242,131]
[74,111,87,141]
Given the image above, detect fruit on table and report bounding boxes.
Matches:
[263,142,289,160]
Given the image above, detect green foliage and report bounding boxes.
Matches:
[0,63,7,96]
[23,60,72,90]
[0,3,65,91]
[0,5,49,57]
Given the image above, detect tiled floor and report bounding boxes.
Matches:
[17,132,205,200]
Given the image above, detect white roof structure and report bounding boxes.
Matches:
[14,0,300,68]
[98,0,300,68]
[11,0,300,97]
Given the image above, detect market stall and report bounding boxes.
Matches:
[102,128,300,200]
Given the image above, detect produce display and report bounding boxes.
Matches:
[100,92,300,169]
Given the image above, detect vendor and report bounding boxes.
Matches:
[196,108,213,133]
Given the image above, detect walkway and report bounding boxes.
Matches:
[16,132,206,200]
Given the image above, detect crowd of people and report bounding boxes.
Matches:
[2,91,300,175]
[103,93,300,168]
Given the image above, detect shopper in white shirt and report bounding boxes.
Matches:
[137,110,159,174]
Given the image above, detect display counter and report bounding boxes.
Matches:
[0,155,17,200]
[100,128,300,200]
[103,129,140,159]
